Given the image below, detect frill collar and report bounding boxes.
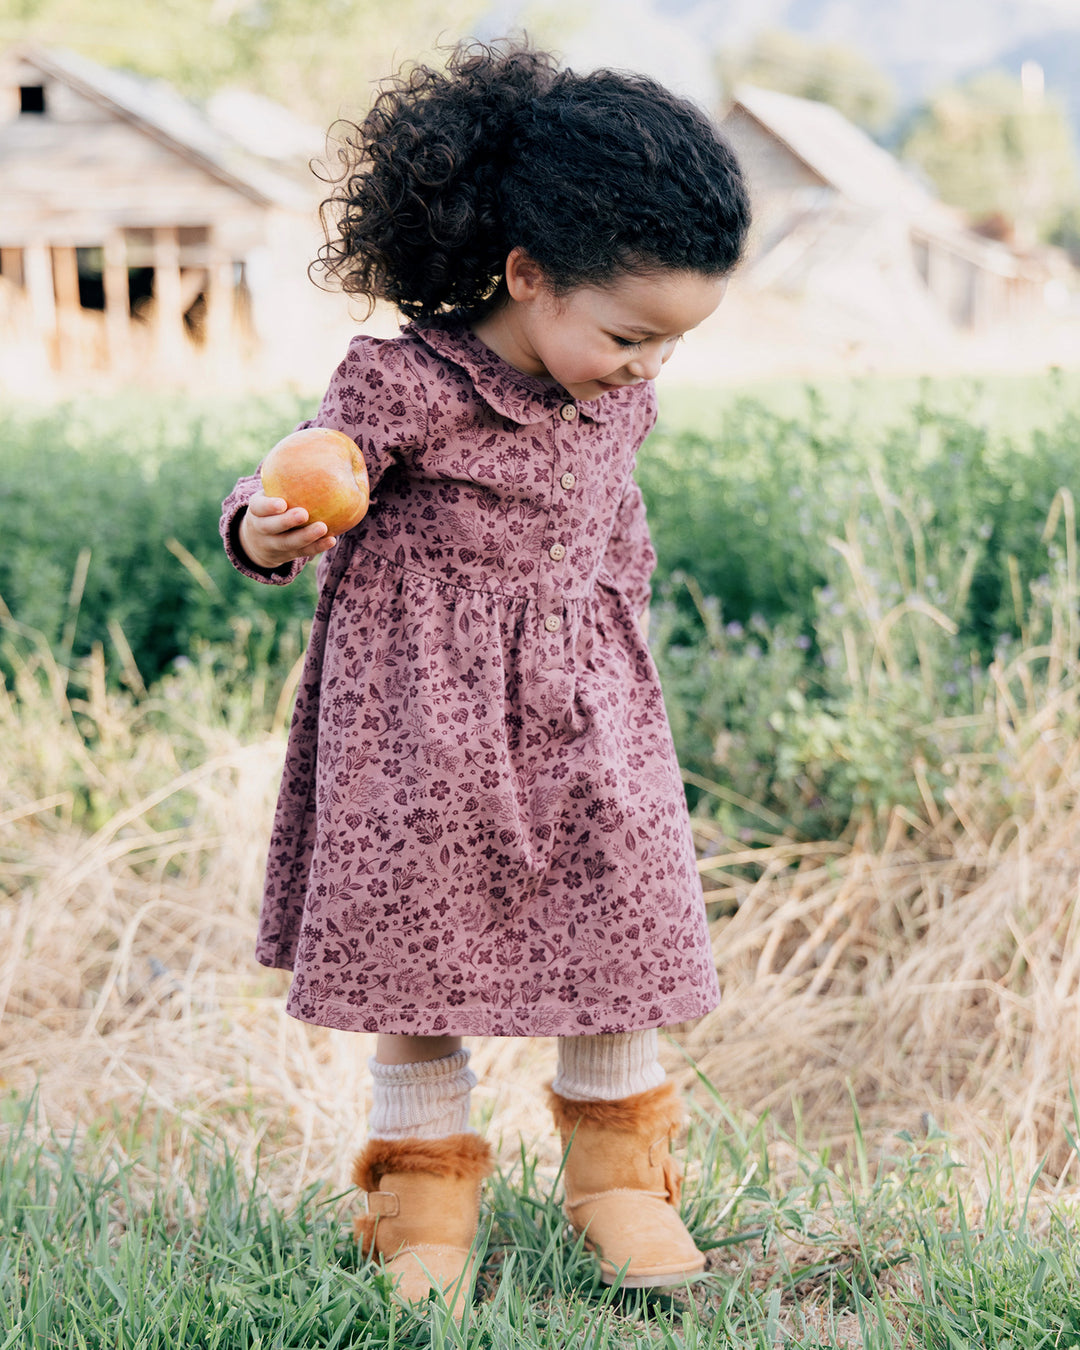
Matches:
[405,317,622,426]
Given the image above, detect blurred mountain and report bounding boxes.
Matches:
[668,0,1080,105]
[482,0,1080,140]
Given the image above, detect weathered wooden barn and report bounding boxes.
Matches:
[0,44,345,391]
[720,84,1053,333]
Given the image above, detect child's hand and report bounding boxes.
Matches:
[238,492,338,570]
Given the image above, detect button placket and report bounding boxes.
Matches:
[539,408,578,666]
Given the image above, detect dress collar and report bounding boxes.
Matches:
[405,318,619,425]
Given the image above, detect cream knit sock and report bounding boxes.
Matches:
[551,1030,666,1101]
[367,1048,476,1140]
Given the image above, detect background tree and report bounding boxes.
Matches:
[900,69,1080,247]
[0,0,481,123]
[719,28,897,134]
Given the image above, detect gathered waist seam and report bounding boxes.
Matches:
[346,541,603,604]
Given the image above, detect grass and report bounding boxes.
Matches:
[661,367,1080,440]
[5,1088,1080,1347]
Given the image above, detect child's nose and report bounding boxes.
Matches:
[627,349,665,380]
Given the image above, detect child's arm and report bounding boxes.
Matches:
[220,335,427,585]
[601,383,659,635]
[602,472,658,634]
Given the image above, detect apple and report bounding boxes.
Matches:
[260,427,370,536]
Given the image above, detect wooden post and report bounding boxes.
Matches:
[152,225,184,369]
[52,246,80,311]
[51,245,81,370]
[969,267,987,330]
[23,240,57,366]
[0,248,24,287]
[103,230,130,371]
[204,252,234,366]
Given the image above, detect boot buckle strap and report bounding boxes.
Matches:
[648,1134,684,1203]
[366,1190,400,1217]
[647,1133,673,1167]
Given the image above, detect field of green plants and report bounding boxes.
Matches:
[5,372,1080,1346]
[4,372,1079,837]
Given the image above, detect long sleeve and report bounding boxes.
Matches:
[597,379,658,614]
[600,471,658,614]
[220,335,428,584]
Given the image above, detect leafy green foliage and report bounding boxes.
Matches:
[0,394,317,689]
[3,376,1080,839]
[0,0,481,122]
[642,385,1080,653]
[719,27,897,132]
[642,383,1080,836]
[899,70,1080,236]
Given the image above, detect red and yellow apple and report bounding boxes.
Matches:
[260,427,370,536]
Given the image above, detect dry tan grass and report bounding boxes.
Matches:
[687,637,1080,1191]
[3,580,1080,1208]
[1,630,562,1204]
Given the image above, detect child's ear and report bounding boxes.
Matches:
[505,248,546,302]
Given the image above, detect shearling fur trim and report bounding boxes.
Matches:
[547,1079,684,1136]
[352,1132,493,1193]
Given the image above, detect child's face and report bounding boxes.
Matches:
[503,254,727,403]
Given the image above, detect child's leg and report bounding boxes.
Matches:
[551,1029,664,1100]
[549,1030,705,1287]
[375,1033,462,1064]
[368,1034,473,1140]
[354,1032,491,1317]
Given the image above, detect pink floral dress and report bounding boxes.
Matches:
[220,319,720,1036]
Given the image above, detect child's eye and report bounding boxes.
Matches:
[611,335,643,349]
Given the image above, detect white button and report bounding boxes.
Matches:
[560,403,578,421]
[549,543,566,561]
[544,614,562,632]
[560,472,576,490]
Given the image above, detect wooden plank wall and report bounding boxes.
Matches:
[0,53,300,379]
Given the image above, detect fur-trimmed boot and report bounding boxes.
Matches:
[548,1080,706,1287]
[352,1133,493,1317]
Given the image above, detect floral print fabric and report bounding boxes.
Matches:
[220,319,721,1035]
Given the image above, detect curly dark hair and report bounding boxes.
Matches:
[314,42,751,322]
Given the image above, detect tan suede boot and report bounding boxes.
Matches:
[548,1081,706,1288]
[352,1133,493,1317]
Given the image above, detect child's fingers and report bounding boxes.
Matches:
[248,492,320,535]
[264,523,330,559]
[253,507,320,537]
[297,533,338,557]
[247,491,293,517]
[286,521,331,549]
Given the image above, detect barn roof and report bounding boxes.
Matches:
[12,45,311,211]
[730,84,943,218]
[726,83,1032,272]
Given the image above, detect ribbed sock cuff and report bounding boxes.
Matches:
[551,1029,666,1101]
[367,1048,476,1140]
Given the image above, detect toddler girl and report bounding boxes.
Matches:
[221,42,750,1313]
